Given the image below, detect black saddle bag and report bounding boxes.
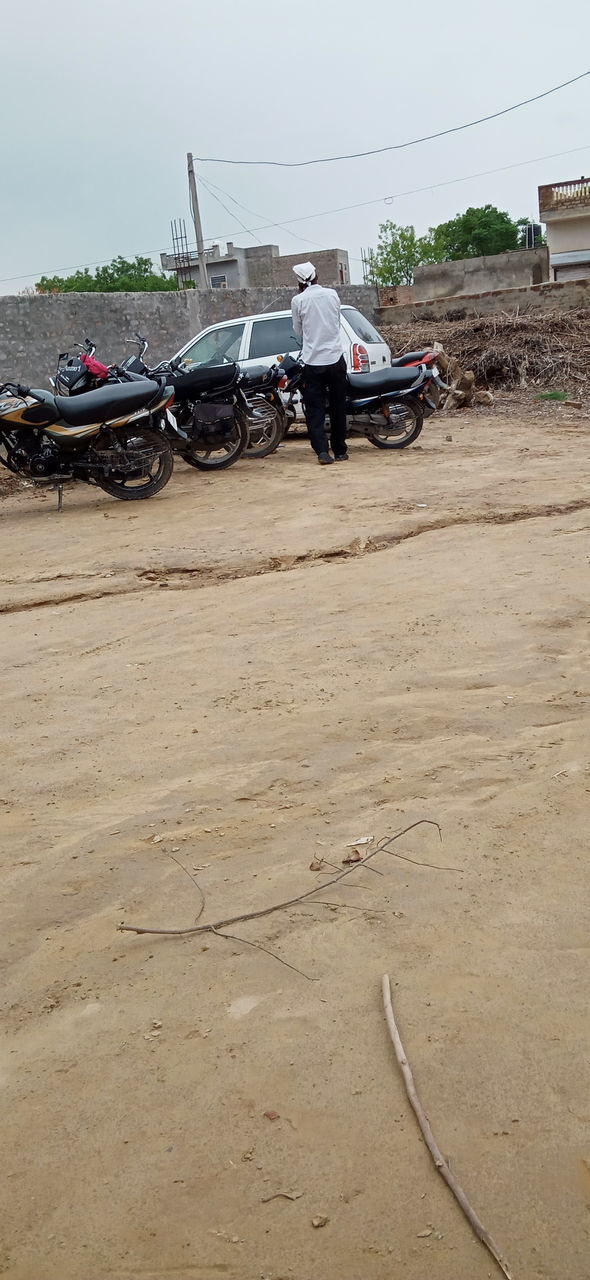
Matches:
[190,401,236,448]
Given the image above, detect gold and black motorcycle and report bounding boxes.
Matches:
[0,377,175,506]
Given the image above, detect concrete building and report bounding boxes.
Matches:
[160,243,350,290]
[412,246,549,301]
[539,178,590,281]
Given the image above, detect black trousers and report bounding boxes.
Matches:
[302,355,347,456]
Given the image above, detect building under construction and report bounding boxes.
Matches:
[160,241,350,290]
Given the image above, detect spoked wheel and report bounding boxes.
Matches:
[93,427,173,500]
[244,396,286,458]
[183,413,248,471]
[367,399,423,449]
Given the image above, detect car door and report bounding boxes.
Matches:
[246,315,301,368]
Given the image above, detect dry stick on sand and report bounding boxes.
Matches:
[381,974,514,1280]
[119,820,452,939]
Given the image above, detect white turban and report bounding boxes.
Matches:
[292,261,316,285]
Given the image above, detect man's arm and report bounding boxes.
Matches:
[291,296,302,343]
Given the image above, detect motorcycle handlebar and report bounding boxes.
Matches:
[0,383,43,401]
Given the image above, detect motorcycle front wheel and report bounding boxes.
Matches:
[183,412,248,471]
[93,427,173,500]
[367,399,423,449]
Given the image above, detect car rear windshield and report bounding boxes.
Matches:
[342,308,385,345]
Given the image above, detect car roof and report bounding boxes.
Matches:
[203,305,356,329]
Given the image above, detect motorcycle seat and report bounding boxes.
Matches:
[54,380,161,427]
[391,350,433,366]
[172,362,239,397]
[347,366,421,394]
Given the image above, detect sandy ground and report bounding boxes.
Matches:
[1,408,589,1280]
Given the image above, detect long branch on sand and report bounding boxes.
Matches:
[118,820,449,938]
[381,974,514,1280]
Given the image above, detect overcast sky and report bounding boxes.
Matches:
[1,0,589,293]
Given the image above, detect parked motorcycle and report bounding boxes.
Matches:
[0,376,174,505]
[55,336,288,460]
[390,349,447,417]
[120,337,286,463]
[55,337,255,470]
[278,354,442,449]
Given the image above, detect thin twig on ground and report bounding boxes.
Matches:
[375,828,463,873]
[118,820,442,939]
[209,926,315,981]
[381,974,514,1280]
[167,853,206,923]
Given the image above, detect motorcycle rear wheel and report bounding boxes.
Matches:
[93,427,173,500]
[422,384,442,418]
[367,400,423,449]
[245,398,286,459]
[183,413,248,471]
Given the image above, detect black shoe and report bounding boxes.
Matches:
[334,451,349,461]
[318,452,334,465]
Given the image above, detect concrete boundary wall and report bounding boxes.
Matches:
[0,286,379,386]
[377,278,590,326]
[412,247,549,301]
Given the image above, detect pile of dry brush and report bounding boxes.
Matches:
[381,308,590,391]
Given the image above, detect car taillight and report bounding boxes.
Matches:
[351,343,370,372]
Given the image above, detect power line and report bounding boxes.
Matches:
[213,143,590,237]
[198,174,265,245]
[195,70,590,167]
[199,174,331,252]
[3,139,590,286]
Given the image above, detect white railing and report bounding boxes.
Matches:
[539,179,590,213]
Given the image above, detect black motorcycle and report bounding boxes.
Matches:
[120,337,287,464]
[0,377,174,506]
[54,337,250,471]
[279,353,439,449]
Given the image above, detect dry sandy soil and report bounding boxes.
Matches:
[1,406,589,1280]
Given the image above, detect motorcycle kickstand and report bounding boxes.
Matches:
[54,481,64,513]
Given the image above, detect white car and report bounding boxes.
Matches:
[173,306,392,376]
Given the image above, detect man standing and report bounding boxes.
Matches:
[291,262,348,465]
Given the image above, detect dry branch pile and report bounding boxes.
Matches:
[382,308,590,389]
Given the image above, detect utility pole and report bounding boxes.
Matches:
[187,152,210,291]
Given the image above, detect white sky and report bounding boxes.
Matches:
[1,0,589,292]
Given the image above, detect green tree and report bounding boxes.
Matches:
[36,255,178,293]
[367,221,438,286]
[429,205,524,260]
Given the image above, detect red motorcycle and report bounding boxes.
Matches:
[390,350,446,416]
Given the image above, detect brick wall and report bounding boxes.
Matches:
[377,286,415,307]
[0,292,201,387]
[272,250,349,288]
[377,278,590,326]
[0,286,381,386]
